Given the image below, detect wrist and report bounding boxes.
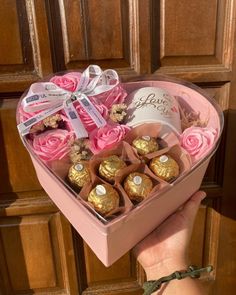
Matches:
[145,258,189,281]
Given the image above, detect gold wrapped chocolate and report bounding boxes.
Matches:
[88,184,120,215]
[124,172,153,202]
[149,154,179,182]
[132,136,159,155]
[99,155,127,182]
[68,163,91,189]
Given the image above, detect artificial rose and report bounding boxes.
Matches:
[18,105,45,136]
[74,98,108,132]
[89,123,131,154]
[32,129,74,162]
[180,126,217,162]
[18,105,40,123]
[92,84,127,109]
[50,72,81,92]
[18,105,73,134]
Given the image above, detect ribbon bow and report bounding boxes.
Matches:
[17,65,119,138]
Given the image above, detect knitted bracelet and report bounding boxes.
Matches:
[143,265,213,295]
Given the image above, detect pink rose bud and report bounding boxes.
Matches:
[50,72,81,92]
[180,126,217,162]
[89,123,131,154]
[32,129,74,162]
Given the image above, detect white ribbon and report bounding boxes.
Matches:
[17,65,119,138]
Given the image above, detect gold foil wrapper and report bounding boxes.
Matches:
[88,184,120,215]
[132,136,159,155]
[99,155,127,182]
[68,163,91,188]
[124,172,153,202]
[149,154,179,182]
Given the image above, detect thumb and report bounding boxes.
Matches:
[181,191,206,221]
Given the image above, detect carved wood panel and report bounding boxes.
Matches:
[0,98,41,194]
[0,95,79,294]
[0,1,236,294]
[200,85,228,193]
[83,243,143,294]
[47,0,151,74]
[0,0,52,92]
[0,212,78,294]
[0,1,26,67]
[151,0,236,82]
[214,110,236,294]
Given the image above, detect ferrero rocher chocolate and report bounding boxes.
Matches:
[68,163,91,189]
[124,172,153,202]
[88,184,120,215]
[132,136,159,155]
[149,154,179,182]
[99,155,127,182]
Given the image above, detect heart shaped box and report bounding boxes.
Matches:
[17,75,223,266]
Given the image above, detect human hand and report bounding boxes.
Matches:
[133,191,206,280]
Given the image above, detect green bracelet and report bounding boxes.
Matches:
[143,265,213,295]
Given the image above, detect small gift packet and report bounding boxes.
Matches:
[124,123,166,157]
[145,144,192,184]
[79,176,133,221]
[115,163,164,205]
[124,123,181,162]
[89,141,141,183]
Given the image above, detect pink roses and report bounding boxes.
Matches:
[74,99,108,132]
[49,73,126,132]
[93,84,127,109]
[50,72,127,109]
[50,72,81,92]
[89,124,131,154]
[180,126,217,162]
[32,129,74,162]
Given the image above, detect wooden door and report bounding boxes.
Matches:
[0,1,78,294]
[0,1,236,294]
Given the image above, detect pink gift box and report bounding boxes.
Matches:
[17,77,223,266]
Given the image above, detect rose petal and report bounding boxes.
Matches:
[180,126,217,162]
[89,123,131,154]
[32,129,74,162]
